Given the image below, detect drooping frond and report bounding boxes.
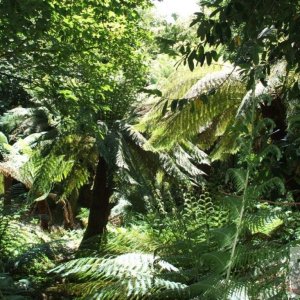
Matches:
[147,68,245,150]
[118,122,209,189]
[50,253,187,299]
[25,134,96,203]
[135,64,223,133]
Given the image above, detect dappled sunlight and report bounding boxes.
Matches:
[0,0,299,299]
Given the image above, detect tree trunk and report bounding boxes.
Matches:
[3,175,13,207]
[77,184,93,208]
[37,200,50,231]
[80,156,112,249]
[260,97,287,141]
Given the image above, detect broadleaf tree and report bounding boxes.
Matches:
[0,0,154,243]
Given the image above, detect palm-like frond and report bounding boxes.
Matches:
[116,122,209,193]
[147,68,245,150]
[50,253,186,299]
[25,134,96,203]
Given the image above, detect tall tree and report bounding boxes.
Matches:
[0,0,153,243]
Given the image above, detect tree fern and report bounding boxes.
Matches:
[23,134,95,204]
[135,64,223,134]
[50,253,186,299]
[146,68,245,150]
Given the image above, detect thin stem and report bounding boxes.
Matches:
[225,86,256,282]
[226,168,250,281]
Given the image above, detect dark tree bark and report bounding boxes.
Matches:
[80,156,112,249]
[62,200,75,229]
[260,97,287,141]
[3,175,13,206]
[37,200,50,231]
[77,184,93,208]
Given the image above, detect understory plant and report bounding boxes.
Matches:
[49,76,294,299]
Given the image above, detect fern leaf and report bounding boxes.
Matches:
[258,177,286,195]
[226,168,247,193]
[148,69,244,150]
[51,253,186,299]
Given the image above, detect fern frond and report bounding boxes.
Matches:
[148,69,244,150]
[105,225,160,254]
[0,218,46,261]
[258,177,286,196]
[172,145,206,177]
[135,64,222,134]
[158,153,191,184]
[258,144,282,162]
[243,207,284,234]
[210,128,241,161]
[226,168,247,193]
[181,141,210,165]
[51,253,186,299]
[24,134,95,203]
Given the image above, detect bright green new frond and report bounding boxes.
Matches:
[249,215,283,236]
[162,65,221,100]
[136,65,222,134]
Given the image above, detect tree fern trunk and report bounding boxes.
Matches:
[77,184,93,208]
[3,175,13,206]
[37,200,50,231]
[80,156,112,249]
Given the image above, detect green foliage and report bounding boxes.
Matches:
[185,0,300,84]
[139,68,245,151]
[24,134,93,203]
[0,216,43,261]
[1,1,299,299]
[50,253,186,299]
[0,0,153,132]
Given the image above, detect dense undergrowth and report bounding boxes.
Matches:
[0,176,297,299]
[1,0,300,299]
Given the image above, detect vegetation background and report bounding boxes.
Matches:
[0,0,299,299]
